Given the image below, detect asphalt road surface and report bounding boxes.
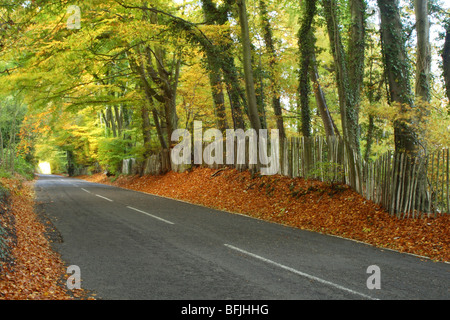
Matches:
[34,174,449,301]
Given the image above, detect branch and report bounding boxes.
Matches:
[114,0,213,47]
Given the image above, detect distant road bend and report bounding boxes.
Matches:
[34,174,449,300]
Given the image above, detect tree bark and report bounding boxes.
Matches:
[200,0,246,130]
[378,0,419,155]
[237,0,262,131]
[414,0,431,103]
[298,0,317,137]
[201,1,229,133]
[259,0,282,134]
[442,22,450,104]
[348,0,366,105]
[310,53,337,137]
[141,104,153,159]
[379,0,425,214]
[0,106,4,165]
[323,0,361,154]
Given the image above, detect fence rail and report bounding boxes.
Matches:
[121,136,449,218]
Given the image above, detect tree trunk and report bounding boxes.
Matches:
[379,0,425,214]
[66,150,75,177]
[200,0,246,130]
[237,0,262,131]
[222,56,246,130]
[323,0,361,155]
[146,12,179,144]
[378,0,419,155]
[442,22,450,104]
[107,106,117,138]
[348,0,366,106]
[0,106,4,166]
[208,66,229,133]
[259,0,286,140]
[152,47,179,143]
[128,55,167,150]
[151,108,167,150]
[414,0,431,103]
[201,2,229,133]
[141,104,153,159]
[0,128,3,166]
[114,105,123,137]
[297,0,317,137]
[310,53,337,137]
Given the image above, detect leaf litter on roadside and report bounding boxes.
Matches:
[0,177,95,300]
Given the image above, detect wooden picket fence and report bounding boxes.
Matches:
[277,137,449,217]
[365,149,450,218]
[121,135,449,218]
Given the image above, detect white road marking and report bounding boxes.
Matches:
[95,194,114,202]
[81,188,91,194]
[224,244,378,300]
[126,206,175,225]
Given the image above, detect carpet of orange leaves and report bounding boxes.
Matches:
[81,167,449,263]
[0,176,94,300]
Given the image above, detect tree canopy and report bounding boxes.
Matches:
[0,0,449,177]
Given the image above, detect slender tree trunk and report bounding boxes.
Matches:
[237,0,262,131]
[323,0,361,155]
[348,0,366,105]
[107,107,117,138]
[201,2,229,133]
[222,57,246,130]
[442,22,450,104]
[152,108,168,150]
[0,128,3,166]
[256,52,267,129]
[141,104,153,159]
[259,0,286,140]
[0,106,4,166]
[66,150,75,177]
[208,66,229,133]
[310,53,337,137]
[298,0,317,137]
[364,51,384,163]
[8,108,18,173]
[414,0,431,103]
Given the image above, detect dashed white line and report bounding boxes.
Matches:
[81,188,91,194]
[126,206,175,225]
[95,194,114,202]
[224,244,378,300]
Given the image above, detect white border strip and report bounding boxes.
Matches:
[95,194,113,202]
[224,244,378,300]
[126,206,175,225]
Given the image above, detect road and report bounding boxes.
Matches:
[34,174,449,301]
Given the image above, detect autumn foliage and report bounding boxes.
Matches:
[81,167,450,262]
[0,176,93,300]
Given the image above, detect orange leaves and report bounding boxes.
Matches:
[80,167,450,262]
[0,178,94,300]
